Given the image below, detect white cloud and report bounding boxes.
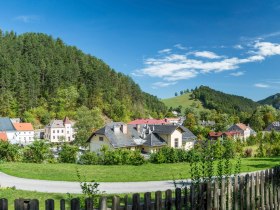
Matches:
[174,44,188,50]
[158,49,172,54]
[14,15,40,23]
[135,41,280,84]
[234,44,244,49]
[254,83,270,88]
[230,71,245,77]
[152,82,177,89]
[253,42,280,57]
[192,51,223,59]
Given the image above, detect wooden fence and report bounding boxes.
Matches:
[1,166,280,210]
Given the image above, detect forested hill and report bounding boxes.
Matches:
[193,86,259,115]
[258,93,280,109]
[0,31,166,122]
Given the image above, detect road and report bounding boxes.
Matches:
[0,172,189,194]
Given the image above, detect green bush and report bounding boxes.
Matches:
[0,141,22,162]
[23,140,52,163]
[79,152,99,165]
[58,144,79,163]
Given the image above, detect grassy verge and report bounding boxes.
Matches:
[0,157,279,182]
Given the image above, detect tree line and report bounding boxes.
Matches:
[0,30,166,125]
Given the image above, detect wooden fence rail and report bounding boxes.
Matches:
[1,166,280,210]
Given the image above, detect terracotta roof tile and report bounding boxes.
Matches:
[13,123,34,131]
[0,132,7,141]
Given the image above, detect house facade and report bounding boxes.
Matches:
[44,117,75,143]
[12,123,34,145]
[227,123,256,139]
[0,117,17,142]
[88,122,196,153]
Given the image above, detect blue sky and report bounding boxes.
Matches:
[1,0,280,101]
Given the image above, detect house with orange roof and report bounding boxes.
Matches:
[13,122,34,145]
[0,132,8,141]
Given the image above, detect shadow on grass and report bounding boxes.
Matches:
[246,164,279,169]
[245,157,280,162]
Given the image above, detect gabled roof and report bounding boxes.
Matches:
[0,117,16,131]
[63,117,71,124]
[180,126,197,141]
[143,133,167,147]
[150,124,180,134]
[13,123,34,131]
[236,123,248,130]
[0,132,7,141]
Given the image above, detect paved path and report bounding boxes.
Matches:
[0,172,189,194]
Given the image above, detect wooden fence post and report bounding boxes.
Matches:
[220,179,226,210]
[99,197,107,210]
[213,180,219,210]
[112,196,120,210]
[175,188,181,210]
[45,199,54,210]
[85,198,93,210]
[71,198,80,210]
[206,181,212,210]
[227,178,232,210]
[132,193,140,210]
[183,187,189,210]
[144,192,151,210]
[260,171,265,210]
[245,174,250,210]
[0,199,8,210]
[124,195,129,210]
[255,172,260,208]
[265,169,270,209]
[234,176,238,210]
[240,176,244,210]
[165,189,172,210]
[155,191,162,210]
[60,199,65,210]
[250,174,255,210]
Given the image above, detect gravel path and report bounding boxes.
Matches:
[0,172,189,194]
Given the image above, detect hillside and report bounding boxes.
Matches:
[193,86,259,115]
[0,30,166,122]
[162,92,206,111]
[258,93,280,109]
[162,86,260,117]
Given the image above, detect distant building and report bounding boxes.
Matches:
[12,123,34,145]
[0,132,8,141]
[44,117,76,143]
[88,122,196,153]
[0,117,17,142]
[208,131,241,140]
[265,122,280,132]
[227,123,256,139]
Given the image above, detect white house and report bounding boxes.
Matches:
[87,122,197,153]
[0,117,17,142]
[13,123,35,145]
[44,117,76,143]
[227,123,256,140]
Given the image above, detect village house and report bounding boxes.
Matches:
[265,121,280,132]
[0,117,17,142]
[44,117,75,143]
[88,122,196,153]
[12,122,35,145]
[208,131,241,140]
[227,123,256,139]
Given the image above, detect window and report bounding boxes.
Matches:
[99,137,104,141]
[67,131,69,134]
[29,137,31,140]
[53,130,55,133]
[57,130,59,133]
[62,130,64,133]
[174,138,179,148]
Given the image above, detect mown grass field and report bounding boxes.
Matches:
[161,92,206,111]
[0,157,279,182]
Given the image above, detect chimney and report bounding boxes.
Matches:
[113,125,120,133]
[136,124,141,132]
[121,124,128,134]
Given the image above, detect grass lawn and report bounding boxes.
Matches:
[0,157,279,182]
[0,188,77,210]
[161,93,207,111]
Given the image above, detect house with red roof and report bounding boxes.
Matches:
[208,131,241,140]
[13,122,34,145]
